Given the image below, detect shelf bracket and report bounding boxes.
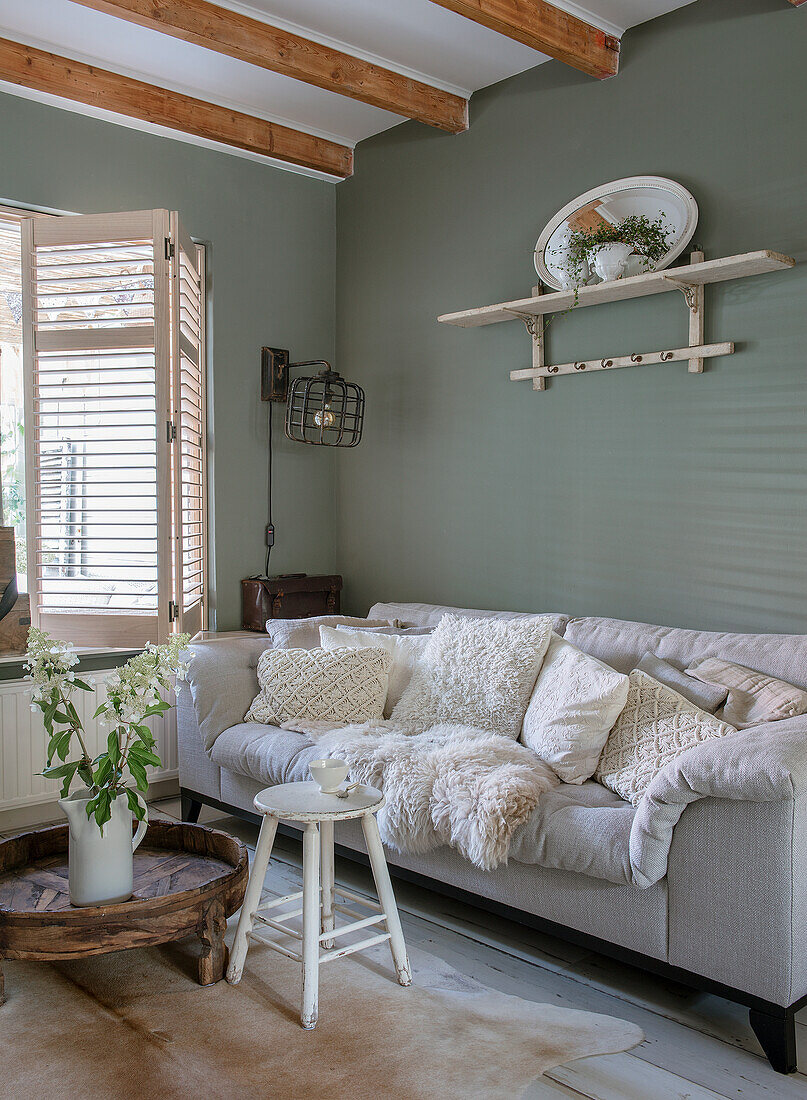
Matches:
[665,279,699,313]
[504,285,545,390]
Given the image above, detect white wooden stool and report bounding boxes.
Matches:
[226,781,411,1029]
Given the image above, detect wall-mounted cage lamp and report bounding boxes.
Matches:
[261,347,365,447]
[255,348,365,577]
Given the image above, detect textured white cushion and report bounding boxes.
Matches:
[245,646,392,727]
[595,669,737,806]
[521,634,629,784]
[319,626,431,717]
[390,613,552,739]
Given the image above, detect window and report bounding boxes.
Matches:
[3,207,207,647]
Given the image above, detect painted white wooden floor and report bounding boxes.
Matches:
[6,798,807,1099]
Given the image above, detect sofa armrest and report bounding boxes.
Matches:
[187,636,273,751]
[648,714,807,805]
[665,792,807,1006]
[629,715,807,889]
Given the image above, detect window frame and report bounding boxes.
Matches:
[3,202,210,648]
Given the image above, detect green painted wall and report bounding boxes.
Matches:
[335,0,807,633]
[0,92,337,631]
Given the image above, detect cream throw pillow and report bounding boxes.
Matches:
[390,613,553,739]
[595,669,736,806]
[245,646,392,727]
[265,616,393,651]
[684,656,807,729]
[521,634,629,784]
[319,626,430,717]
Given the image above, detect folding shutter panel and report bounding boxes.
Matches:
[22,210,173,646]
[168,213,207,636]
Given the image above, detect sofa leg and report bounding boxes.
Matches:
[180,790,203,824]
[749,1007,797,1074]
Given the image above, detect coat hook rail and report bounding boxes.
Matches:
[510,342,734,386]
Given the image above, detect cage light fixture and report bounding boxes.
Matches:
[261,348,364,447]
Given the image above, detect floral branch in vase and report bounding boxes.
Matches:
[26,628,190,828]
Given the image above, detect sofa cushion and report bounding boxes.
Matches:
[684,656,807,729]
[596,670,737,806]
[521,634,629,784]
[187,635,274,750]
[210,723,322,787]
[508,780,635,885]
[636,652,727,713]
[266,615,393,650]
[369,602,571,637]
[564,615,807,692]
[390,613,552,738]
[319,625,431,716]
[245,646,392,727]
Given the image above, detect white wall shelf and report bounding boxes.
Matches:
[438,251,794,326]
[437,249,795,391]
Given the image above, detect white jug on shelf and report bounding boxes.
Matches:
[591,242,633,282]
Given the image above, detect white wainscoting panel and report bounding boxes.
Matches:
[0,671,177,815]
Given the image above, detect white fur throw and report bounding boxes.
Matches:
[245,646,392,727]
[390,614,553,739]
[314,722,559,870]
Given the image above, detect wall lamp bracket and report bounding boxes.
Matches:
[261,347,291,403]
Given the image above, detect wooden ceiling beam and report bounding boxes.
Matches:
[428,0,619,79]
[69,0,469,133]
[0,37,353,177]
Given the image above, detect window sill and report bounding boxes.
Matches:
[0,647,142,682]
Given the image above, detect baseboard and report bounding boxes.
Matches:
[0,777,180,833]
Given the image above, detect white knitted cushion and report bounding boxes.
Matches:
[319,626,430,717]
[521,634,629,784]
[595,669,736,805]
[245,646,392,727]
[390,613,552,739]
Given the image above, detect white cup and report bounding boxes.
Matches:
[310,759,349,794]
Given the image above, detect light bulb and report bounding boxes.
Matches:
[314,403,335,429]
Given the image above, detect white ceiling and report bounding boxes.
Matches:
[0,0,697,180]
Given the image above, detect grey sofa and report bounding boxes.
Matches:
[176,601,807,1074]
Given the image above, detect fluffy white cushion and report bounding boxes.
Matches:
[390,613,552,739]
[521,634,629,784]
[595,669,737,805]
[319,626,431,717]
[245,646,392,727]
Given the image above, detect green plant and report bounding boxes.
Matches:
[551,214,672,307]
[26,628,190,828]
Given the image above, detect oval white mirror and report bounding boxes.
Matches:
[534,176,698,291]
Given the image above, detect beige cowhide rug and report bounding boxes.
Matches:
[1,934,642,1099]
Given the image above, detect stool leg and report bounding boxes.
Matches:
[361,814,412,987]
[301,822,321,1029]
[320,819,335,949]
[226,814,278,984]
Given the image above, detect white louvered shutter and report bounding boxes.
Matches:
[169,213,206,636]
[21,209,206,647]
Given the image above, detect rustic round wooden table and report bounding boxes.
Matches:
[0,819,248,1004]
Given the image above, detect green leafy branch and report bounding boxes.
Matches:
[28,629,189,830]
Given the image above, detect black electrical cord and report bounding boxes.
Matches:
[264,398,273,577]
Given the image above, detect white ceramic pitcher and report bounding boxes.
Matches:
[59,788,148,907]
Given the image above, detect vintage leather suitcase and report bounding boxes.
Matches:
[241,574,342,632]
